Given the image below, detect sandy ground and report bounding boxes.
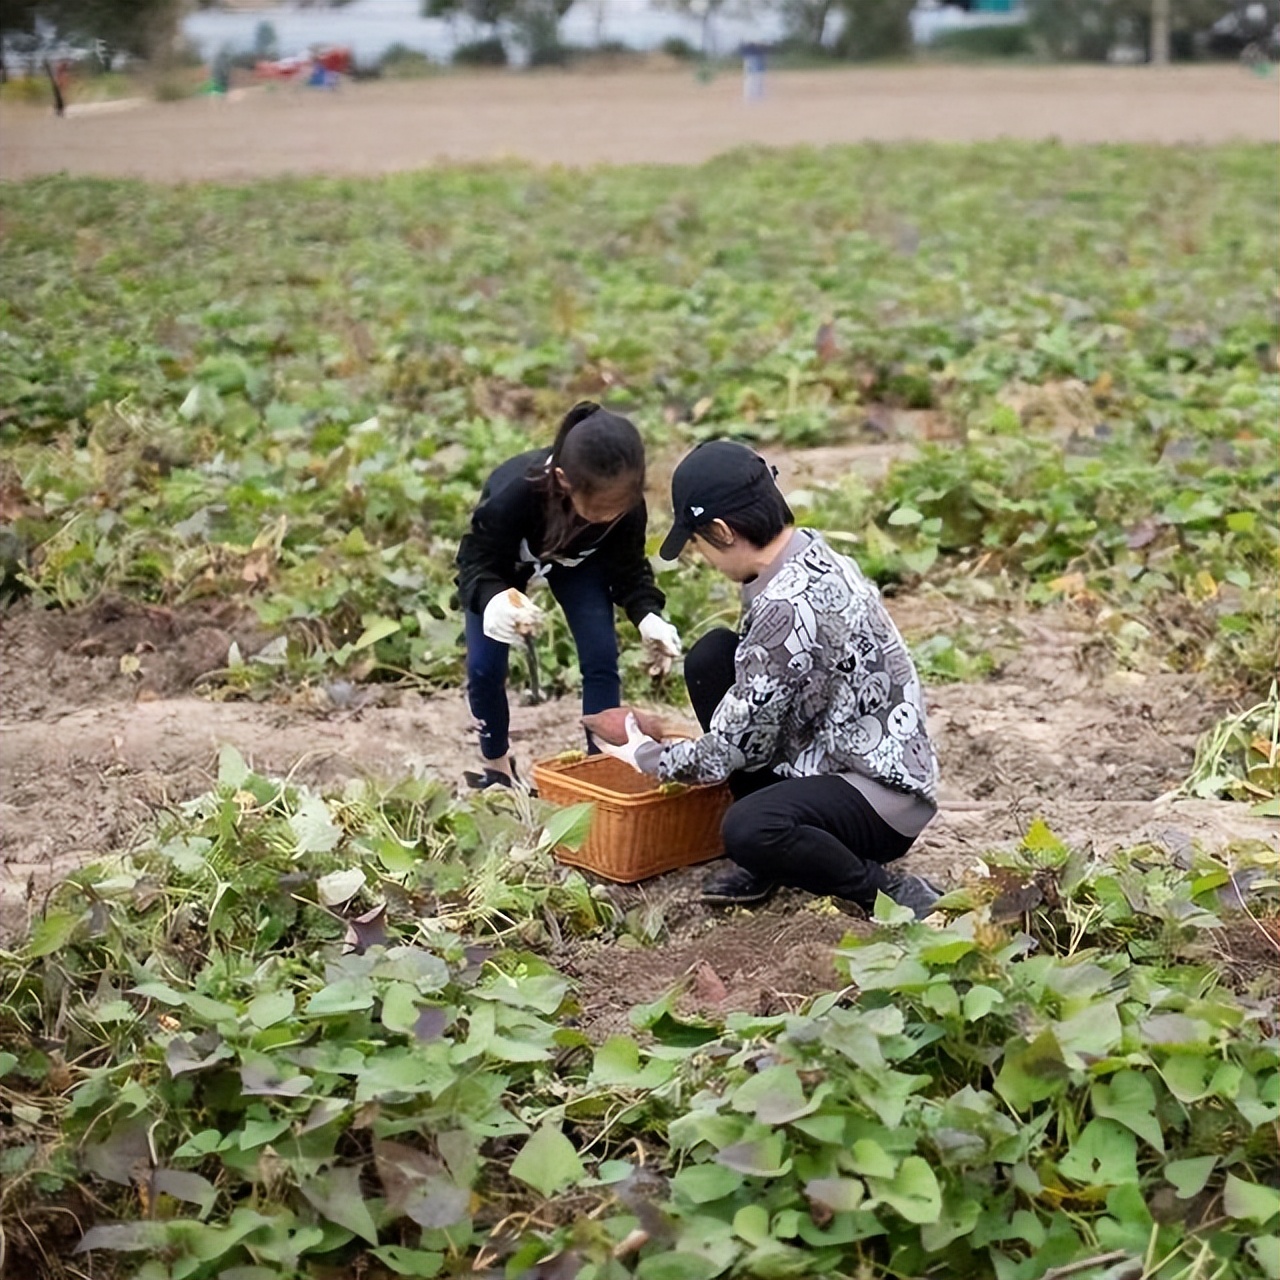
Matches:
[2,64,1277,182]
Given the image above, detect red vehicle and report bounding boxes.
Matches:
[253,45,351,83]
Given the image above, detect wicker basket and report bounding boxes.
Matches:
[532,754,731,884]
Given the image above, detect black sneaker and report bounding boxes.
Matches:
[882,871,944,920]
[701,863,777,907]
[463,760,534,795]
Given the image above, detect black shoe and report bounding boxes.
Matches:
[701,863,777,907]
[882,871,944,920]
[464,760,534,795]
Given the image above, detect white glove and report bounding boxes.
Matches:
[595,713,659,772]
[638,613,682,677]
[482,589,545,645]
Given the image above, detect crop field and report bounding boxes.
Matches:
[0,89,1278,1280]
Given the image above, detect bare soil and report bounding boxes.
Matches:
[2,65,1276,183]
[2,584,1273,1021]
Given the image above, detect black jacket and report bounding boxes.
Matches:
[455,448,665,626]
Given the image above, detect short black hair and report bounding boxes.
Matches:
[695,486,794,550]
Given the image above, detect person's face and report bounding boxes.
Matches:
[691,522,754,582]
[557,470,635,525]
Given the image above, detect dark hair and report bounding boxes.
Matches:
[695,487,794,550]
[532,401,646,552]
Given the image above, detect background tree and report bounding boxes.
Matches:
[1024,0,1237,61]
[830,0,913,60]
[0,0,184,64]
[777,0,837,51]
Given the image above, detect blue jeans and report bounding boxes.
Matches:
[465,561,621,761]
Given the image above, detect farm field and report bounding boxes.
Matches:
[0,108,1277,1280]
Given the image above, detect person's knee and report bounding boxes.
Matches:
[467,648,508,689]
[686,628,737,682]
[721,797,791,871]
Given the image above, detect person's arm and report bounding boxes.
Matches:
[455,478,535,616]
[601,503,666,627]
[656,596,803,785]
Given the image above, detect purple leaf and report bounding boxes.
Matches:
[413,1005,449,1043]
[80,1120,150,1185]
[240,1061,313,1098]
[75,1223,160,1254]
[343,903,388,955]
[166,1036,232,1078]
[152,1168,218,1216]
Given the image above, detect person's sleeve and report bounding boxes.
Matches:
[657,596,800,785]
[455,481,531,616]
[603,502,666,627]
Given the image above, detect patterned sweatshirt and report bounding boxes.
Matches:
[650,530,938,835]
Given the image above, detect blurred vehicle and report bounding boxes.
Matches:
[253,44,352,83]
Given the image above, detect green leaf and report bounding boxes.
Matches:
[1248,1235,1280,1280]
[540,802,595,853]
[846,1139,897,1179]
[353,616,401,650]
[306,978,375,1017]
[1160,1052,1211,1102]
[995,1029,1069,1111]
[636,1253,719,1280]
[871,892,916,926]
[476,972,567,1016]
[1021,818,1067,856]
[866,1156,942,1225]
[217,745,249,788]
[370,1246,445,1277]
[671,1163,744,1205]
[590,1035,674,1089]
[888,506,923,526]
[509,1125,584,1198]
[1057,1119,1140,1187]
[246,990,295,1030]
[27,911,81,958]
[291,796,343,856]
[805,1177,864,1214]
[1091,1071,1164,1153]
[1165,1155,1216,1199]
[1224,1174,1280,1225]
[733,1203,770,1245]
[963,985,1004,1021]
[238,1116,292,1150]
[299,1165,379,1244]
[715,1132,791,1178]
[0,1052,17,1079]
[731,1065,815,1125]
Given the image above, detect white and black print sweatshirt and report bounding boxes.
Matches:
[648,530,939,835]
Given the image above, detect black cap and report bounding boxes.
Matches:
[659,440,778,560]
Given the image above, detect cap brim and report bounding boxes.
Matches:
[658,523,693,561]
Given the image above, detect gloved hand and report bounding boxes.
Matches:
[483,588,545,645]
[638,613,683,677]
[595,713,661,772]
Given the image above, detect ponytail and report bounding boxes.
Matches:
[549,400,603,462]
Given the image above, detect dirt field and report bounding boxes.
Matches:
[2,64,1277,182]
[3,66,1276,1018]
[3,572,1272,1020]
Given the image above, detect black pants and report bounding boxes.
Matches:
[686,628,914,908]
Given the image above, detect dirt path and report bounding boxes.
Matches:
[3,64,1276,182]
